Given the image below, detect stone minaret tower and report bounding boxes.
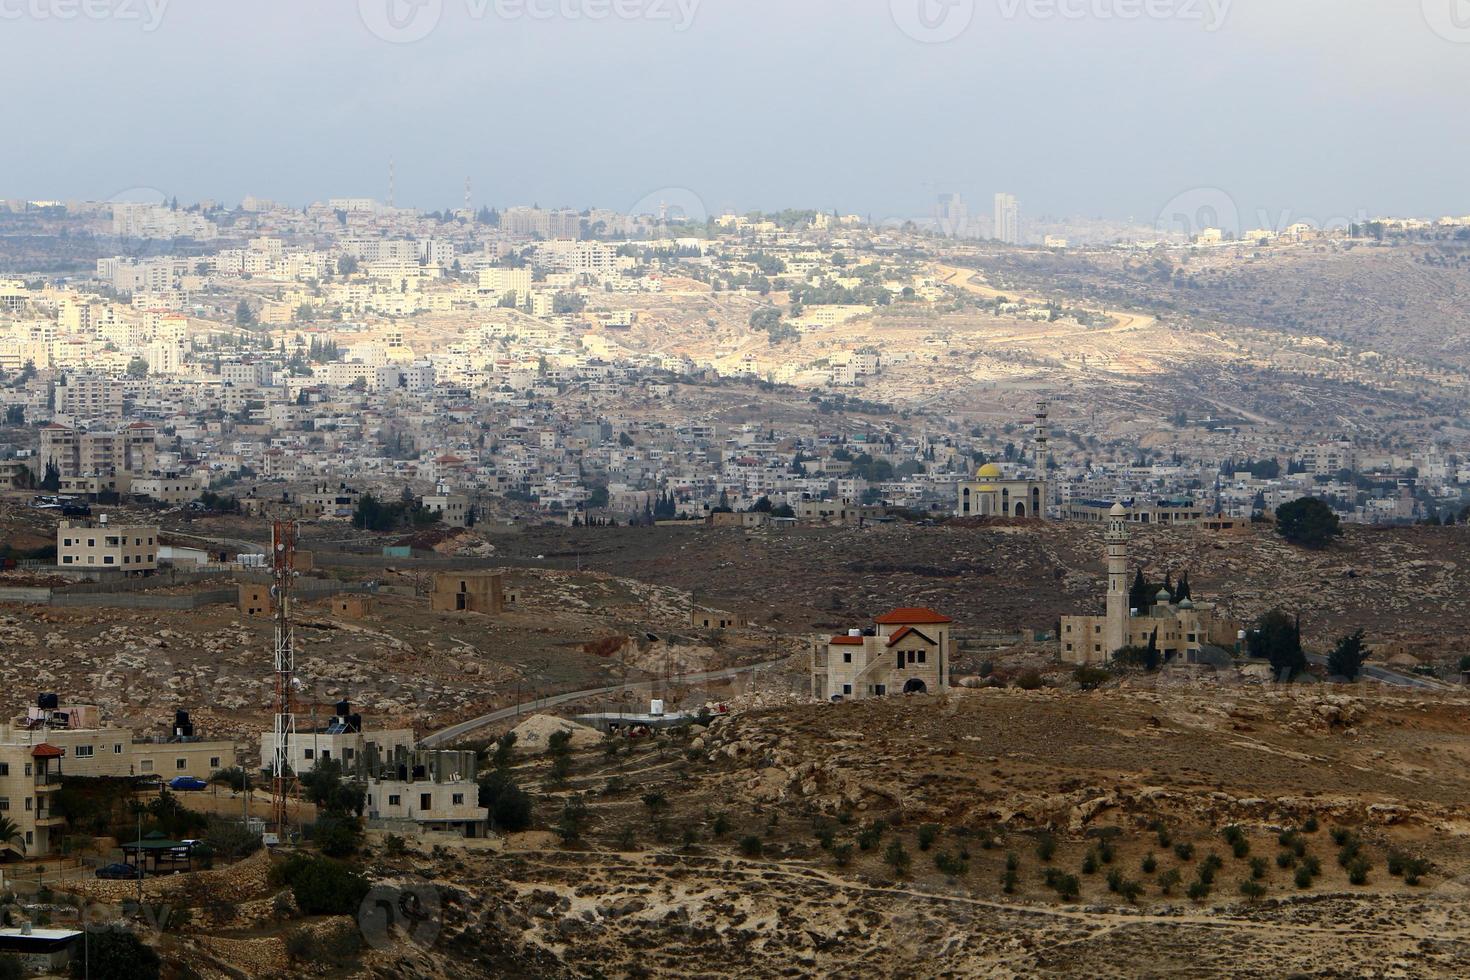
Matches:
[1105,501,1129,656]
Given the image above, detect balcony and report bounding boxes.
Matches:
[35,771,64,788]
[34,807,65,827]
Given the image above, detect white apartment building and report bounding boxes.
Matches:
[0,699,235,858]
[56,518,158,573]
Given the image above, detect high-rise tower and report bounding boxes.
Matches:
[1105,502,1129,657]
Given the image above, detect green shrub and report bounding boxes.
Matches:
[1186,879,1210,902]
[479,771,535,832]
[1239,880,1267,900]
[1015,669,1044,691]
[1174,842,1195,861]
[1404,858,1430,886]
[917,824,940,851]
[0,956,24,980]
[1105,869,1123,892]
[1157,868,1182,895]
[739,835,764,857]
[1302,816,1319,833]
[1005,851,1020,872]
[270,854,369,917]
[1330,827,1351,846]
[1035,832,1057,862]
[75,928,162,980]
[1249,857,1268,880]
[832,843,853,867]
[712,811,730,837]
[1276,851,1296,869]
[1081,851,1098,875]
[1117,878,1144,903]
[1301,855,1322,877]
[1001,868,1018,894]
[934,850,968,877]
[1141,852,1157,874]
[1295,865,1314,889]
[1097,839,1115,864]
[1347,857,1371,885]
[884,839,911,877]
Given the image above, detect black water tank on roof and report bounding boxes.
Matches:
[37,693,59,710]
[335,700,351,718]
[348,714,362,733]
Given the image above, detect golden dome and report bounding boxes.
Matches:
[976,462,1003,479]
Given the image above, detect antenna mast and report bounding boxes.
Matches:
[270,520,298,831]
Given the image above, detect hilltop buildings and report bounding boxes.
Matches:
[0,697,235,858]
[1059,503,1237,665]
[813,607,953,700]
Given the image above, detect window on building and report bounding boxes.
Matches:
[114,744,123,753]
[842,652,852,663]
[210,757,220,768]
[176,759,187,770]
[23,764,31,777]
[420,793,432,811]
[452,793,465,805]
[24,798,32,811]
[344,748,354,760]
[0,764,7,777]
[140,760,153,772]
[0,798,8,811]
[917,650,926,664]
[303,749,314,760]
[842,684,852,695]
[389,794,401,806]
[75,745,94,758]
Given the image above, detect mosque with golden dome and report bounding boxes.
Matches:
[956,461,1048,519]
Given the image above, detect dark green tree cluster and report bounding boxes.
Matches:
[1327,629,1368,681]
[1276,497,1341,549]
[1247,610,1307,679]
[353,492,443,532]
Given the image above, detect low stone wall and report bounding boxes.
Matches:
[63,848,275,906]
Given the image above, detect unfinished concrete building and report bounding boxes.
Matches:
[430,571,505,614]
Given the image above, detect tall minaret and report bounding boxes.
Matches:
[1033,399,1050,472]
[1105,501,1129,657]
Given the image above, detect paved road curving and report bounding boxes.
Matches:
[420,658,790,747]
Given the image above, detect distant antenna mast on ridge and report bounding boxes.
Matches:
[388,158,396,209]
[270,520,298,831]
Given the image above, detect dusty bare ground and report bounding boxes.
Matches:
[353,686,1470,977]
[494,520,1470,653]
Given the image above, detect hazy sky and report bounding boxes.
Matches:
[4,0,1468,225]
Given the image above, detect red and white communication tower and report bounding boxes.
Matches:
[270,520,298,830]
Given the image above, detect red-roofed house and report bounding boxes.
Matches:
[813,607,952,701]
